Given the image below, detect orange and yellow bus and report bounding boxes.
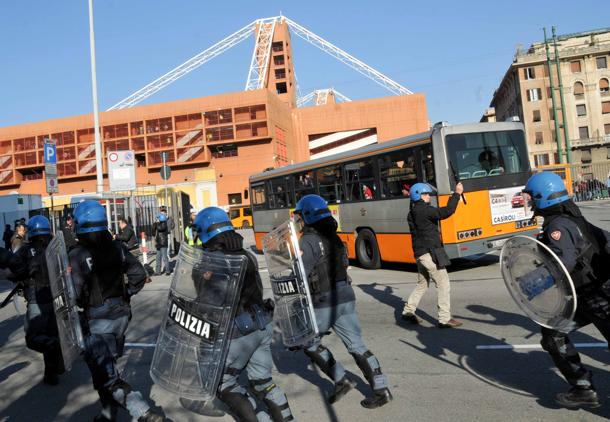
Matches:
[249,121,538,268]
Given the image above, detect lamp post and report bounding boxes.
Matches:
[88,0,104,194]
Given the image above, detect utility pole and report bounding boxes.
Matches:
[552,26,572,163]
[88,0,104,194]
[544,28,564,163]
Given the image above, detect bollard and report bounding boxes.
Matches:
[140,231,148,264]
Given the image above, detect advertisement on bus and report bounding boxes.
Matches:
[489,186,533,225]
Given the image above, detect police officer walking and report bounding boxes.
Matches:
[294,195,392,409]
[69,201,162,422]
[185,207,294,422]
[401,182,464,328]
[12,216,65,385]
[522,172,610,408]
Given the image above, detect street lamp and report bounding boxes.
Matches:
[88,0,104,194]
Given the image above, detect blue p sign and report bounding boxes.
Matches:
[44,143,56,164]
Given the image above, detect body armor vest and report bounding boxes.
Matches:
[23,245,52,304]
[302,226,348,295]
[80,243,128,308]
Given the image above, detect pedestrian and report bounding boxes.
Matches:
[70,200,162,421]
[401,182,464,328]
[114,218,138,251]
[153,213,170,275]
[606,173,610,198]
[61,215,77,251]
[294,194,392,408]
[183,207,294,421]
[159,206,175,252]
[13,216,64,385]
[11,223,27,252]
[520,172,610,408]
[3,224,14,250]
[183,209,202,247]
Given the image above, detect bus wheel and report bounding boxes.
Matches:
[356,229,381,270]
[242,220,251,229]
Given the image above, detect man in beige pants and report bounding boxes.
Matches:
[402,182,464,328]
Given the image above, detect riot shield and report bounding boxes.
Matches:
[45,232,85,371]
[500,235,577,332]
[262,221,319,347]
[150,243,247,400]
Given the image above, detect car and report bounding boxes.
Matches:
[511,193,524,208]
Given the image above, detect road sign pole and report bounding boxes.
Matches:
[161,152,172,255]
[50,193,55,234]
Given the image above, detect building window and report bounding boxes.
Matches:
[576,104,587,117]
[602,101,610,114]
[228,193,242,205]
[553,153,559,164]
[534,153,550,167]
[607,147,610,160]
[596,56,608,69]
[605,123,610,135]
[600,78,609,93]
[549,107,556,120]
[535,132,543,144]
[524,67,536,80]
[581,148,592,163]
[579,126,590,140]
[570,60,582,73]
[573,81,585,98]
[210,144,237,158]
[527,88,542,102]
[276,82,287,94]
[533,110,541,122]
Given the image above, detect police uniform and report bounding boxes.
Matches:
[523,171,610,408]
[191,207,293,422]
[296,195,392,409]
[70,200,162,422]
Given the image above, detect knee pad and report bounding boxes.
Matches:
[351,351,387,390]
[249,378,293,422]
[218,388,259,422]
[304,345,336,376]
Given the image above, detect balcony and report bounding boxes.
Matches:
[571,135,610,148]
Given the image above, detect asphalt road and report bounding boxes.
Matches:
[1,200,610,422]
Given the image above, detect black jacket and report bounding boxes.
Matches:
[408,193,460,258]
[61,225,77,251]
[153,221,169,248]
[116,224,138,250]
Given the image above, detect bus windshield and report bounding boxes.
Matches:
[445,130,528,180]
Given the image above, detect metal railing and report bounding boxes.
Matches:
[570,135,610,148]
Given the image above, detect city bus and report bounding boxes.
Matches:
[249,121,538,268]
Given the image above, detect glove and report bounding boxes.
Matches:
[517,268,554,300]
[263,298,275,317]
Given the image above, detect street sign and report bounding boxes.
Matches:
[160,165,171,181]
[44,139,58,194]
[107,150,136,192]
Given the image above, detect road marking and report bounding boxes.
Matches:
[259,269,269,272]
[476,342,607,350]
[125,342,156,348]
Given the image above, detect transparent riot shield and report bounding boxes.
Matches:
[262,221,319,347]
[500,235,577,332]
[150,243,247,400]
[45,232,85,371]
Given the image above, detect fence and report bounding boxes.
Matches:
[535,160,610,202]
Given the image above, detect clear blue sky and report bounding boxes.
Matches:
[0,0,607,128]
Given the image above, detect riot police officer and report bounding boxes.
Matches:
[523,172,610,408]
[294,195,392,409]
[69,201,162,422]
[12,216,64,385]
[188,207,294,422]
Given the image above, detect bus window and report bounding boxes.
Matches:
[269,177,289,209]
[445,130,528,180]
[294,170,316,202]
[345,159,376,201]
[251,184,266,210]
[317,165,343,204]
[378,149,418,198]
[229,209,240,220]
[243,207,252,217]
[420,144,436,187]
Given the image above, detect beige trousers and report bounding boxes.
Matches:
[403,253,451,324]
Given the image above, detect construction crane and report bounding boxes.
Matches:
[108,16,411,111]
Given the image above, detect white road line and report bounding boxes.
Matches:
[125,342,156,348]
[477,342,607,350]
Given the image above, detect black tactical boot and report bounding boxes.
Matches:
[361,388,393,409]
[555,388,600,408]
[180,397,226,417]
[43,372,59,386]
[328,377,356,404]
[401,312,421,324]
[137,409,164,421]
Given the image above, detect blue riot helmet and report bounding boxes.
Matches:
[523,172,570,210]
[294,194,332,225]
[409,183,434,202]
[193,207,234,245]
[27,215,51,237]
[157,213,168,222]
[73,200,108,234]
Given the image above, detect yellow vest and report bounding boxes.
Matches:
[185,226,202,246]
